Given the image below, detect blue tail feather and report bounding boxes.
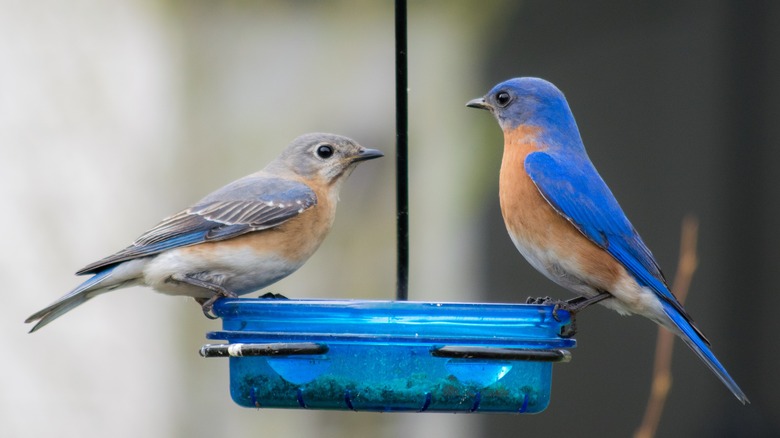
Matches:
[25,267,116,333]
[662,301,749,404]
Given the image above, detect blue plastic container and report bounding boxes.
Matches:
[202,298,574,413]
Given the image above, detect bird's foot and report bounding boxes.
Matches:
[196,289,239,320]
[169,273,238,319]
[525,296,572,321]
[525,292,612,338]
[525,296,556,305]
[558,316,578,338]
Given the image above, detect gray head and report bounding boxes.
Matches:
[268,133,383,183]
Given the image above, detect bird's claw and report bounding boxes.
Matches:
[525,296,555,305]
[551,303,565,322]
[196,289,238,319]
[552,302,579,338]
[526,292,612,338]
[202,306,219,320]
[525,296,576,336]
[558,321,577,338]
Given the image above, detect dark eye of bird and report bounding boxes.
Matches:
[496,91,511,107]
[316,145,334,159]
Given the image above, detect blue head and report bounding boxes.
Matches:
[467,77,583,150]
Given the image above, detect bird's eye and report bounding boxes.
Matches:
[496,91,511,107]
[316,144,335,159]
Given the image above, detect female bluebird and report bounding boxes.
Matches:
[26,133,382,332]
[467,77,748,404]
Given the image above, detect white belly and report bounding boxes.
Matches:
[142,246,301,298]
[508,231,597,296]
[508,231,665,319]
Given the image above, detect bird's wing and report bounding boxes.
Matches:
[524,151,691,318]
[76,175,317,275]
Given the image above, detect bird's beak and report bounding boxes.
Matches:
[353,148,384,162]
[466,97,491,111]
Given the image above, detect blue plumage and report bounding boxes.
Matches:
[468,77,748,404]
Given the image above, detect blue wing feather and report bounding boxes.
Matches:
[524,151,691,318]
[524,150,753,402]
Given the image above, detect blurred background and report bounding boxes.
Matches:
[3,1,778,437]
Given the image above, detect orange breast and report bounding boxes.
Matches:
[182,177,337,264]
[499,125,624,292]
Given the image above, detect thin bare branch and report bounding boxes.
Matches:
[634,216,699,438]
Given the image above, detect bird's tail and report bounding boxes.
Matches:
[662,301,749,404]
[25,267,118,333]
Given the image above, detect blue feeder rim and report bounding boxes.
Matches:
[202,298,574,414]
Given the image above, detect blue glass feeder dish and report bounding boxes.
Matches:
[201,298,575,414]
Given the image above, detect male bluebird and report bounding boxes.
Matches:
[467,77,748,404]
[26,133,382,332]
